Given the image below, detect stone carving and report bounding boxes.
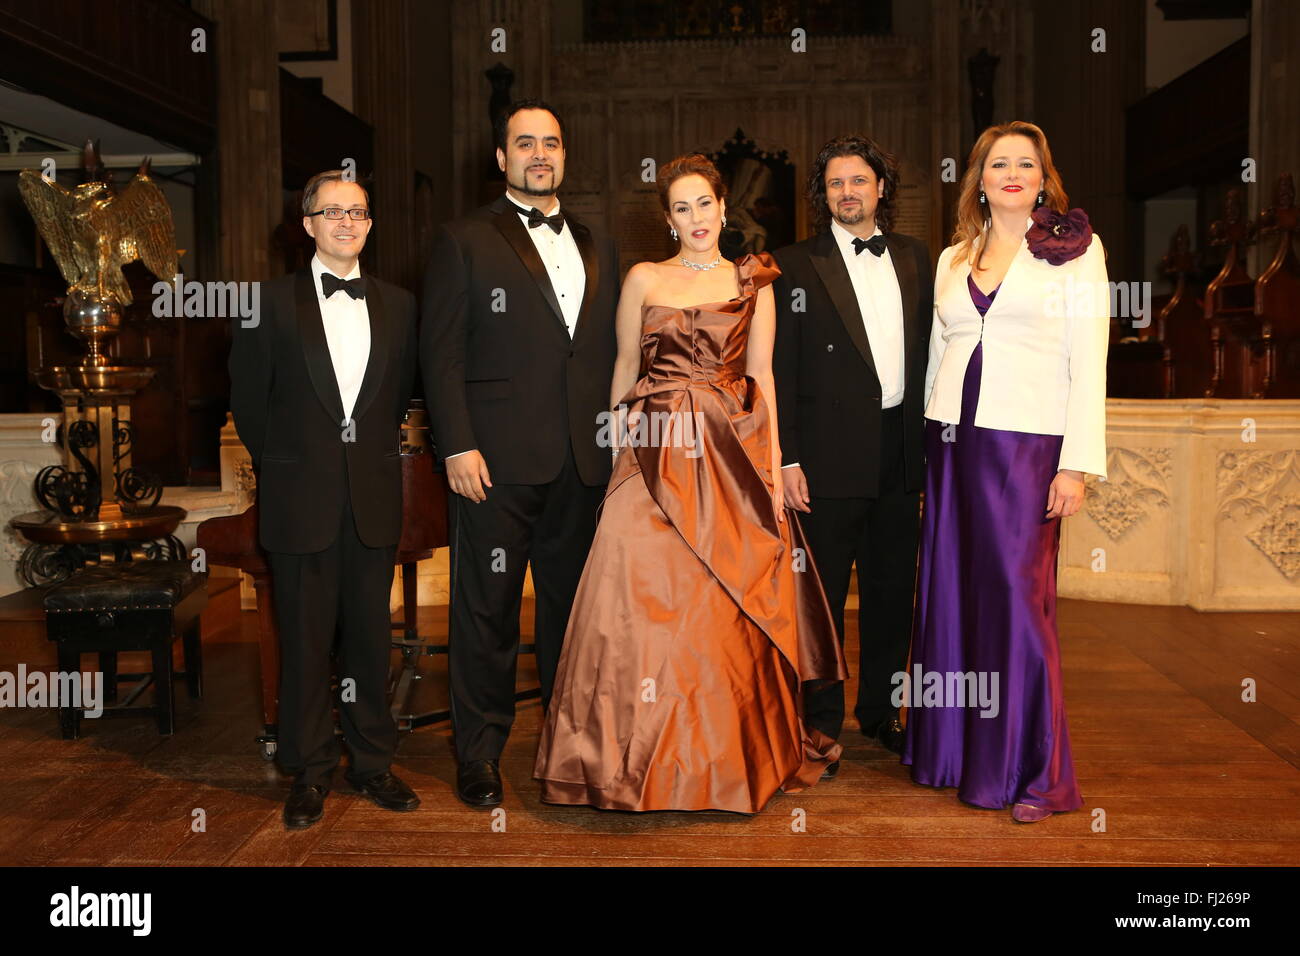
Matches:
[1244,495,1300,581]
[1218,450,1300,580]
[551,34,923,90]
[0,460,42,561]
[234,458,257,496]
[1217,449,1300,515]
[1084,446,1172,540]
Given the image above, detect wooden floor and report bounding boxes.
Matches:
[1,596,1297,866]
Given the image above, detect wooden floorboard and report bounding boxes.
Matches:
[0,598,1296,866]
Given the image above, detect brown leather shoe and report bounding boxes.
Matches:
[345,770,421,811]
[284,784,327,830]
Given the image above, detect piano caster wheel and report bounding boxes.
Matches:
[259,740,277,761]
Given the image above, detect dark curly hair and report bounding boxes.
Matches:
[806,134,900,235]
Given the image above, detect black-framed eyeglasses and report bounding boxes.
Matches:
[308,207,372,220]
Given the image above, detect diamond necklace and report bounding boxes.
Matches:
[680,254,723,271]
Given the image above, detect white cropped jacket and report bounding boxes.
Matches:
[924,223,1110,479]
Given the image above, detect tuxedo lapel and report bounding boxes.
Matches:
[349,277,390,423]
[810,231,878,382]
[491,195,570,342]
[294,269,346,423]
[887,234,922,384]
[566,211,599,346]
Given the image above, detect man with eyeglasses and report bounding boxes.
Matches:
[229,169,419,829]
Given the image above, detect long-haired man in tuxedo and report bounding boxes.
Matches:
[229,169,419,828]
[772,135,933,771]
[421,100,618,806]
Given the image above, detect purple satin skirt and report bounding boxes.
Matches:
[901,341,1082,811]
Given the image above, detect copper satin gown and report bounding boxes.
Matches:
[533,252,847,813]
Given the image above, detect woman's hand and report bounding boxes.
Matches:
[1046,469,1085,519]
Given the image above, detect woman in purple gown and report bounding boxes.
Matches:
[902,121,1110,823]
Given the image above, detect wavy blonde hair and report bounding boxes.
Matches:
[951,120,1068,271]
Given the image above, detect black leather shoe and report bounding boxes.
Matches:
[456,759,502,806]
[873,717,904,755]
[820,760,841,780]
[283,784,327,830]
[346,769,421,811]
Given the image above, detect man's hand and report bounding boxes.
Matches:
[446,450,492,503]
[1045,468,1085,519]
[782,464,812,513]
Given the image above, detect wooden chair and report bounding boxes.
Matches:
[1254,172,1300,397]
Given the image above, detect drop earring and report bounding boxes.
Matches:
[722,215,727,227]
[978,190,986,205]
[671,227,677,240]
[1035,190,1045,207]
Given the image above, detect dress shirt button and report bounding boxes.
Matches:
[826,344,834,352]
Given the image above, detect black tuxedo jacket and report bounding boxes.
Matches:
[420,194,618,487]
[772,231,933,498]
[228,270,417,554]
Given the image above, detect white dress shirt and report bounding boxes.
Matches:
[831,218,906,408]
[924,220,1110,478]
[311,253,370,422]
[445,193,588,464]
[505,193,586,338]
[782,221,908,473]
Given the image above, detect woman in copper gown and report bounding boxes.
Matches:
[533,155,846,812]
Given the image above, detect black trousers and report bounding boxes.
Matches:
[447,444,603,762]
[267,493,398,788]
[800,404,921,740]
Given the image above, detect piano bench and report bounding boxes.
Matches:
[42,561,208,739]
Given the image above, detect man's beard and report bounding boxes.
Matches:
[833,200,867,226]
[509,168,558,197]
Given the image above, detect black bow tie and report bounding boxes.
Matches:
[852,235,888,257]
[527,206,564,234]
[321,273,366,300]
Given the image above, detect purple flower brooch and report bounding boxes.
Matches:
[1027,207,1093,265]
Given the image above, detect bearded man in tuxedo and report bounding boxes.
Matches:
[421,100,618,807]
[772,135,933,772]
